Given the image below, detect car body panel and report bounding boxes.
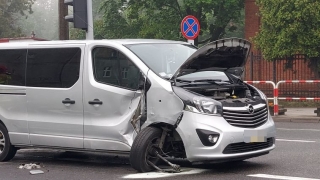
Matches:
[175,110,276,162]
[142,70,184,127]
[171,38,251,79]
[26,44,85,148]
[83,42,147,151]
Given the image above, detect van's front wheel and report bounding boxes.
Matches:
[0,123,17,162]
[130,127,162,172]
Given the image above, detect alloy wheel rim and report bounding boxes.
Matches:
[0,130,5,154]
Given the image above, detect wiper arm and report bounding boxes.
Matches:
[193,79,221,83]
[176,79,230,85]
[176,78,193,83]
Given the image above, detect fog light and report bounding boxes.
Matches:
[196,129,220,146]
[208,135,218,143]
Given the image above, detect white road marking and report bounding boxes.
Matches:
[276,139,316,143]
[123,169,206,179]
[277,128,320,132]
[248,174,320,180]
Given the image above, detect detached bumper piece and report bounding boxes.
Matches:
[223,138,274,154]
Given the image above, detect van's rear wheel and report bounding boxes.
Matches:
[130,127,162,172]
[0,123,17,162]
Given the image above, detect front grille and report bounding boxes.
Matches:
[223,138,274,154]
[223,104,268,128]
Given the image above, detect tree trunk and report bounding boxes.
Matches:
[59,0,69,40]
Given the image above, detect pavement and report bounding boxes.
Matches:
[272,107,320,123]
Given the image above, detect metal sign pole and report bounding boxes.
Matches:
[86,0,94,40]
[188,39,194,45]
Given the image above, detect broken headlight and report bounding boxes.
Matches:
[172,87,223,115]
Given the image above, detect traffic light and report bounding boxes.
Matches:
[64,0,88,31]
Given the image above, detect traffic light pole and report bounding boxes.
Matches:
[86,0,94,40]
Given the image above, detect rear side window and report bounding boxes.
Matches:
[0,49,27,86]
[26,48,81,88]
[92,47,141,90]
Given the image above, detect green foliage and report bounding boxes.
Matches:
[0,0,35,38]
[253,0,320,60]
[17,0,58,40]
[94,0,244,45]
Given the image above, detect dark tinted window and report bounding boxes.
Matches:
[92,47,140,90]
[27,48,81,88]
[0,49,27,86]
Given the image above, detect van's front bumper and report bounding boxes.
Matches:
[175,111,276,163]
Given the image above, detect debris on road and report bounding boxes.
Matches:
[30,170,44,175]
[18,163,41,170]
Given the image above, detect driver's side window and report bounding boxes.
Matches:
[92,47,141,90]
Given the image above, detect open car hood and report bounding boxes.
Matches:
[171,38,251,79]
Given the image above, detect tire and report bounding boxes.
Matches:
[130,126,162,172]
[0,123,17,162]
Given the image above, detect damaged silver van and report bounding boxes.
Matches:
[0,38,275,172]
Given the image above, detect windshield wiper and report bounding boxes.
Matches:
[175,79,193,83]
[176,78,231,86]
[193,79,222,83]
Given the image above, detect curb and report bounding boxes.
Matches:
[272,117,320,123]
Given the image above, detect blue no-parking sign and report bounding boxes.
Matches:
[181,15,200,40]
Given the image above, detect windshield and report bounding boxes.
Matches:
[125,43,197,78]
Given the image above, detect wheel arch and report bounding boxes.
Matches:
[0,119,7,131]
[147,122,186,157]
[147,122,183,140]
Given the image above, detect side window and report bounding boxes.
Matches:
[92,47,141,90]
[0,49,27,86]
[26,48,81,88]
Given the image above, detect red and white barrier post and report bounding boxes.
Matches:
[244,81,276,115]
[275,80,320,115]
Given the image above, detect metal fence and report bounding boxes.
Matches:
[244,53,320,98]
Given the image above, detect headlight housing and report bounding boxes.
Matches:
[173,86,223,115]
[257,89,268,101]
[247,84,270,113]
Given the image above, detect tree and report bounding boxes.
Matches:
[17,0,58,40]
[253,0,320,61]
[96,0,244,46]
[0,0,35,38]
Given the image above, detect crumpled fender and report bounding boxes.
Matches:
[142,70,184,128]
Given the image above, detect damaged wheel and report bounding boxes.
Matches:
[130,126,162,172]
[0,123,17,162]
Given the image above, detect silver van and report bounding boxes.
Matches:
[0,38,275,172]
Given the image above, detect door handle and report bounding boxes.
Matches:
[62,98,75,104]
[89,99,103,105]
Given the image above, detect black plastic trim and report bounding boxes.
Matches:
[196,129,220,146]
[0,93,26,95]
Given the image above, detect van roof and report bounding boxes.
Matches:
[0,39,189,47]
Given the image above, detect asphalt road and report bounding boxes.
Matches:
[1,121,320,180]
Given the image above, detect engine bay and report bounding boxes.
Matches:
[175,78,266,107]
